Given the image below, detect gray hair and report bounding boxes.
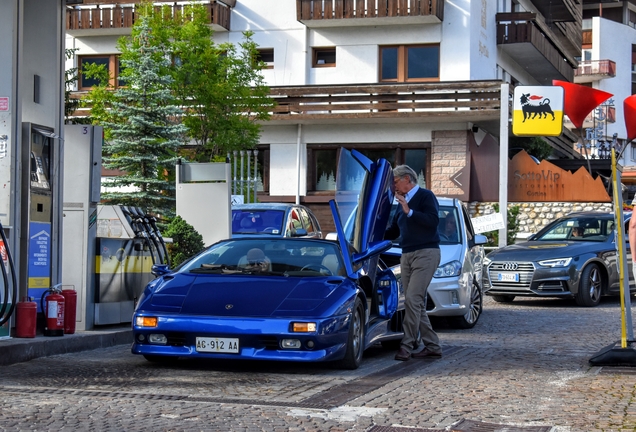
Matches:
[393,165,418,184]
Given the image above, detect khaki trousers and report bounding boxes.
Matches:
[400,248,441,352]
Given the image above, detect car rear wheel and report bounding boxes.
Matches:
[337,298,364,370]
[491,294,515,303]
[575,263,602,307]
[450,282,482,329]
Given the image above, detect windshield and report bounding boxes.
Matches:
[232,209,285,235]
[533,216,613,242]
[180,239,345,277]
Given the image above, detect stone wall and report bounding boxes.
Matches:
[467,201,614,237]
[431,130,467,197]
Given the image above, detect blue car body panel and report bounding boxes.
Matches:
[132,149,399,366]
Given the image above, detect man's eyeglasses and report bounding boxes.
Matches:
[248,260,264,266]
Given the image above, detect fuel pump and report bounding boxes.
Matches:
[145,214,170,266]
[120,207,156,265]
[130,207,165,265]
[0,221,17,327]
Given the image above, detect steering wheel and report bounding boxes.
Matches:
[262,227,278,233]
[300,264,333,276]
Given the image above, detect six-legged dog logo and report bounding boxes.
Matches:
[520,93,555,122]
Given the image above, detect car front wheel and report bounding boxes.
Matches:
[337,297,364,370]
[450,282,482,329]
[575,263,602,307]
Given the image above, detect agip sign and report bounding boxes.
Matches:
[512,86,564,137]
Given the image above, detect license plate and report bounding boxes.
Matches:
[498,272,519,282]
[195,337,239,353]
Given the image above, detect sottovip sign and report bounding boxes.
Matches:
[512,86,564,137]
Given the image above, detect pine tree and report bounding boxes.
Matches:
[101,10,187,219]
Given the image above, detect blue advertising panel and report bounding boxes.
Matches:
[28,222,51,310]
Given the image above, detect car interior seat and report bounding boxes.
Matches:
[237,254,272,271]
[321,253,341,276]
[240,217,256,232]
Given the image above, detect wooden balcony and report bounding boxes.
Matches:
[574,59,616,83]
[264,81,504,125]
[69,81,507,128]
[532,0,581,23]
[296,0,443,27]
[66,1,232,36]
[497,13,577,85]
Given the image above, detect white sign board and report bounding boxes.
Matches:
[231,195,244,205]
[471,213,505,234]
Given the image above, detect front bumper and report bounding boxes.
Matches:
[426,276,471,317]
[483,261,578,297]
[131,312,351,363]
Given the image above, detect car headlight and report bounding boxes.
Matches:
[434,260,462,278]
[537,257,572,268]
[483,256,492,267]
[135,316,158,327]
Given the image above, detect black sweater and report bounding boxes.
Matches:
[385,188,440,253]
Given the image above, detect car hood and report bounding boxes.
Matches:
[145,274,345,317]
[487,240,605,261]
[439,243,465,263]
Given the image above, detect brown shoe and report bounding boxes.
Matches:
[394,347,411,361]
[411,348,442,359]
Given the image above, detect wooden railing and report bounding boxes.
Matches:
[266,81,503,121]
[496,13,576,82]
[574,60,616,79]
[296,0,443,22]
[66,1,231,32]
[69,81,506,122]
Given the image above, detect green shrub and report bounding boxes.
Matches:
[164,215,205,267]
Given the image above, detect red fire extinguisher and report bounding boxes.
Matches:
[16,296,37,338]
[40,286,65,337]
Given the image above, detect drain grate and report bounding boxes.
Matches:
[598,366,636,375]
[450,419,552,431]
[369,426,445,432]
[369,419,552,432]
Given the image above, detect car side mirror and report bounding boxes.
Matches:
[474,234,488,246]
[151,264,171,277]
[292,228,308,237]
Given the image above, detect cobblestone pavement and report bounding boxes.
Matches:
[1,296,636,431]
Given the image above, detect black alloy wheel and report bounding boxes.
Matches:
[338,297,364,370]
[575,263,603,307]
[450,282,482,329]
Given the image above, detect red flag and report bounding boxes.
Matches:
[624,95,636,142]
[553,80,613,129]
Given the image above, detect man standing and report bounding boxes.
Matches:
[385,165,442,361]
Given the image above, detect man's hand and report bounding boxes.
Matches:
[396,193,410,214]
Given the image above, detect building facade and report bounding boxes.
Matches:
[65,0,584,232]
